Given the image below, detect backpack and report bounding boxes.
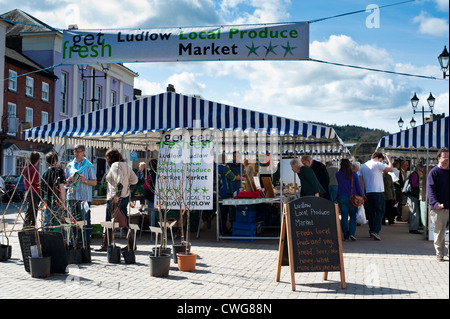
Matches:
[402,172,419,198]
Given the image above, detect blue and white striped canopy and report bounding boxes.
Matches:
[25,92,344,151]
[377,116,449,150]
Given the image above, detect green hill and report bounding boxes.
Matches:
[313,122,389,143]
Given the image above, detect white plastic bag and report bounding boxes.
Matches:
[356,205,367,225]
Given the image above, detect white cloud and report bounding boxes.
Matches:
[202,35,420,132]
[413,11,449,37]
[134,78,164,96]
[166,72,206,95]
[219,0,291,24]
[434,0,449,12]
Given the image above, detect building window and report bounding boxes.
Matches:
[123,95,129,104]
[79,79,86,115]
[95,85,102,110]
[8,70,17,92]
[110,90,117,107]
[41,111,49,126]
[25,107,33,127]
[26,76,34,97]
[16,157,27,176]
[42,82,49,102]
[7,103,17,135]
[60,72,68,115]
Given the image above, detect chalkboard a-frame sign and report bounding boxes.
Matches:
[276,196,346,291]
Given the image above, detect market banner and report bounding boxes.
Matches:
[61,22,309,64]
[154,131,214,211]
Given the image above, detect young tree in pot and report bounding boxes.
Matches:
[172,163,194,262]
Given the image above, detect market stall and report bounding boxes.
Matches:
[24,91,350,240]
[376,116,449,240]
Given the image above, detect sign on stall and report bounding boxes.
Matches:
[154,131,214,210]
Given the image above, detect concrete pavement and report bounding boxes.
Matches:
[0,201,448,304]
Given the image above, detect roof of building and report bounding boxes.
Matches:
[0,8,57,36]
[5,47,57,78]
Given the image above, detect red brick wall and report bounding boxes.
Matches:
[3,58,55,151]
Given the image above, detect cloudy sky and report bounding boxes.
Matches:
[1,0,449,134]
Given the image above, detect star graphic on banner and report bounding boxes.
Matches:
[281,41,297,57]
[193,187,200,193]
[263,41,278,57]
[202,187,209,194]
[246,42,260,57]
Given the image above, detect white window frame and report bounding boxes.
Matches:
[60,72,68,115]
[41,111,49,126]
[95,84,102,110]
[79,79,87,115]
[110,90,117,107]
[8,70,17,92]
[26,76,34,97]
[42,82,49,102]
[25,107,33,127]
[7,103,17,136]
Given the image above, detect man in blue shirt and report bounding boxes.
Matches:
[65,144,97,247]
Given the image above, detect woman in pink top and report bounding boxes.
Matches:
[23,152,41,228]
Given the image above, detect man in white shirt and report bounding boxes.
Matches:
[360,152,394,240]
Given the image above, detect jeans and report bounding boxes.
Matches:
[329,185,338,203]
[337,195,357,239]
[365,192,385,235]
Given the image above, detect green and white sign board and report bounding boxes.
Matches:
[154,132,214,210]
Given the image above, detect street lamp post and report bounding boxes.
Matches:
[78,64,110,112]
[438,46,449,79]
[398,117,404,131]
[410,92,434,125]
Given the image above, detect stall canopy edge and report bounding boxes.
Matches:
[24,91,348,153]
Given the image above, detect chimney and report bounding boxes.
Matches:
[167,84,176,93]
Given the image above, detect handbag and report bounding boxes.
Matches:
[350,174,364,207]
[109,199,128,228]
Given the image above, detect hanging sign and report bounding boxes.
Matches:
[61,22,309,64]
[154,131,214,210]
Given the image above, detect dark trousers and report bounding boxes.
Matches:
[365,192,385,234]
[25,191,40,227]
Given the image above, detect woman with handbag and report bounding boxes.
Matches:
[95,148,138,252]
[336,159,364,241]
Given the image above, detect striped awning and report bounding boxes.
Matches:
[377,116,449,150]
[25,92,345,151]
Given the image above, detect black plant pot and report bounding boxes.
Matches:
[149,253,171,277]
[29,256,51,278]
[82,245,91,263]
[107,245,121,263]
[122,249,136,264]
[172,244,187,264]
[0,244,8,262]
[7,245,12,259]
[152,247,171,256]
[66,246,83,264]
